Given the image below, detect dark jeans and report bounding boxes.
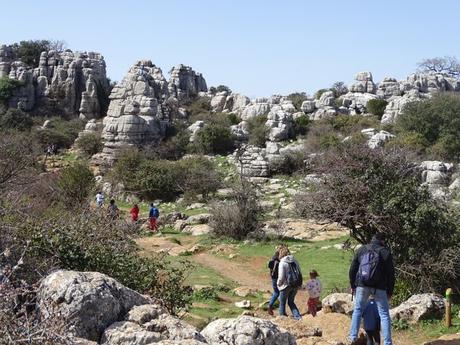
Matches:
[279,286,301,320]
[366,330,380,345]
[268,278,279,308]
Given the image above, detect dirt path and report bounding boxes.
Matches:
[192,252,269,290]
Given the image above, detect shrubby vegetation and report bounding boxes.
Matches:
[366,99,388,118]
[110,150,221,201]
[269,150,308,176]
[10,39,66,67]
[75,132,104,156]
[395,93,460,160]
[293,114,310,137]
[210,179,262,240]
[33,117,85,150]
[0,77,23,105]
[57,162,95,205]
[0,108,33,131]
[287,92,308,110]
[191,115,235,155]
[247,115,268,147]
[330,81,348,98]
[295,142,460,297]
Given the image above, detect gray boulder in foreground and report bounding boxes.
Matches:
[390,293,445,323]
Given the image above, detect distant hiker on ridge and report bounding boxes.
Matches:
[277,246,302,320]
[149,203,159,232]
[348,232,395,345]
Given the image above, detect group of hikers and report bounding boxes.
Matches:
[268,232,395,345]
[95,192,160,232]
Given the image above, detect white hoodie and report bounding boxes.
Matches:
[277,255,301,291]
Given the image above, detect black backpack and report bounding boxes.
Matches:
[357,245,383,286]
[286,261,303,288]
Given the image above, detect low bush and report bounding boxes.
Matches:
[247,115,268,147]
[191,116,235,155]
[0,108,33,131]
[0,78,23,105]
[178,156,221,201]
[33,117,85,149]
[366,99,388,118]
[145,130,190,160]
[269,150,307,176]
[287,92,308,111]
[314,88,329,99]
[76,132,104,156]
[210,180,262,240]
[293,115,310,137]
[326,115,380,135]
[57,162,95,205]
[185,96,211,118]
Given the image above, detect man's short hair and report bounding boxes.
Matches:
[373,232,386,242]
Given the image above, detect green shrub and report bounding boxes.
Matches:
[326,115,380,135]
[33,118,85,149]
[247,115,268,147]
[366,99,388,118]
[76,133,104,156]
[319,133,341,149]
[287,92,308,110]
[215,85,231,93]
[293,115,310,137]
[145,129,190,160]
[0,108,33,131]
[191,117,235,155]
[57,162,95,205]
[186,97,211,118]
[396,93,460,160]
[269,150,307,176]
[110,148,143,191]
[178,156,221,201]
[11,40,51,67]
[0,78,23,105]
[227,113,240,125]
[386,131,429,154]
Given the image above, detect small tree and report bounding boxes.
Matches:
[287,92,308,111]
[0,77,22,105]
[247,115,268,147]
[417,56,460,78]
[178,156,221,200]
[0,108,33,131]
[215,85,232,94]
[295,143,460,295]
[57,162,95,205]
[11,40,51,67]
[331,81,348,98]
[76,133,104,156]
[192,118,235,155]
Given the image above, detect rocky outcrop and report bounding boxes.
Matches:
[168,64,207,102]
[360,128,395,149]
[234,145,270,177]
[37,270,150,341]
[92,60,169,167]
[321,293,354,315]
[376,77,402,98]
[188,120,205,142]
[201,316,296,345]
[341,92,379,115]
[349,72,376,94]
[266,105,294,141]
[390,293,445,323]
[0,45,109,119]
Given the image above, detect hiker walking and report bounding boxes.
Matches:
[348,233,395,345]
[149,203,159,232]
[306,269,322,317]
[277,246,302,320]
[363,296,381,345]
[267,246,283,316]
[130,204,139,222]
[107,199,119,219]
[95,191,105,207]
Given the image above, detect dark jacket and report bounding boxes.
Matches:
[349,238,395,295]
[363,299,380,331]
[268,253,280,280]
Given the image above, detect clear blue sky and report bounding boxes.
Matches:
[1,0,459,97]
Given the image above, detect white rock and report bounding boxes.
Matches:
[390,294,445,323]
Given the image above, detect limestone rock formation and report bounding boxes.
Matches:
[168,64,207,102]
[390,294,445,323]
[341,92,379,115]
[210,91,228,112]
[223,93,250,113]
[376,77,402,98]
[360,128,395,149]
[0,45,109,119]
[93,60,169,167]
[300,100,315,113]
[201,316,296,345]
[234,145,270,177]
[240,102,271,120]
[321,293,354,315]
[37,270,149,341]
[188,120,205,142]
[266,105,294,141]
[349,71,376,94]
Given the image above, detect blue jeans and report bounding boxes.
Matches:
[268,278,279,308]
[349,287,392,345]
[279,286,301,320]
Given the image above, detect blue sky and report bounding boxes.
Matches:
[1,0,459,97]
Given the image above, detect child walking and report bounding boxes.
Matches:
[363,296,381,345]
[306,269,322,317]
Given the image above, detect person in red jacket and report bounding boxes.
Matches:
[130,204,140,222]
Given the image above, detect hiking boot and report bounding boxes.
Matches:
[344,339,359,345]
[267,306,274,316]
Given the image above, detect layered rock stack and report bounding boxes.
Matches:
[168,64,207,101]
[0,44,109,119]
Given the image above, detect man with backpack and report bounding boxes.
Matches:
[348,233,395,345]
[277,246,302,320]
[149,203,160,232]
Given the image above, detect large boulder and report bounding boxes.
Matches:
[390,294,445,323]
[37,270,150,341]
[234,145,270,177]
[201,316,296,345]
[168,64,207,102]
[101,304,206,344]
[349,71,376,94]
[266,106,294,141]
[321,293,354,315]
[241,102,271,120]
[376,77,402,98]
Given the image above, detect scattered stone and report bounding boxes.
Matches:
[390,293,445,323]
[234,300,251,309]
[233,286,257,298]
[182,224,212,236]
[201,316,296,345]
[322,293,354,315]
